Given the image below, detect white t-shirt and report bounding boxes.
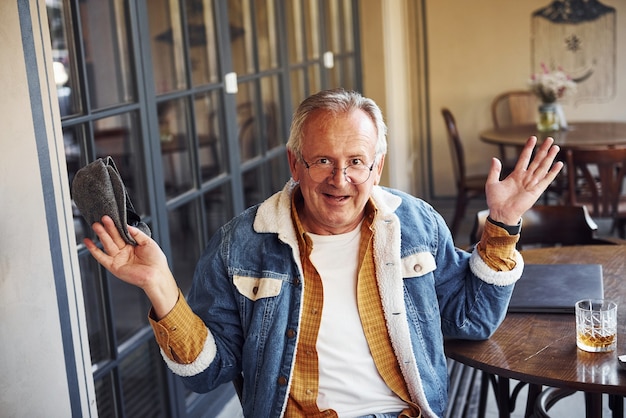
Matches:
[308,227,408,417]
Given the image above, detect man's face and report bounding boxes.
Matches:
[288,109,385,235]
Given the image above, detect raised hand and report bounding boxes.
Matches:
[84,215,179,318]
[485,136,564,225]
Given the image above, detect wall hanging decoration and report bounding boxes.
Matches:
[531,0,616,105]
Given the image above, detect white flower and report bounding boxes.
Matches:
[529,64,577,103]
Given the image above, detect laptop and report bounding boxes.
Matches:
[507,263,604,314]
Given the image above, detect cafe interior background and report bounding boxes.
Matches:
[1,0,625,417]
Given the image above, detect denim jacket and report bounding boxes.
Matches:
[162,180,523,418]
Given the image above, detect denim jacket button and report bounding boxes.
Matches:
[277,376,288,386]
[286,329,296,338]
[413,264,422,273]
[252,286,259,295]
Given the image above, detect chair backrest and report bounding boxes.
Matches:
[566,147,626,218]
[441,108,465,188]
[491,90,538,129]
[469,205,612,250]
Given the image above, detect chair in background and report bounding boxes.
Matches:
[441,108,488,238]
[566,147,626,239]
[469,204,626,249]
[467,204,626,418]
[490,90,538,169]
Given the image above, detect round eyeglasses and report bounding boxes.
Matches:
[301,157,377,185]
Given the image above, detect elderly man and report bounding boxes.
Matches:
[84,88,562,417]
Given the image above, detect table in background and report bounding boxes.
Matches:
[445,245,626,418]
[480,121,626,150]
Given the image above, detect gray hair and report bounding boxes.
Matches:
[286,88,388,160]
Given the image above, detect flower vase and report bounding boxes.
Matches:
[554,103,568,130]
[537,103,560,132]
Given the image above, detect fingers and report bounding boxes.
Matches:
[83,236,113,268]
[528,137,561,176]
[513,136,538,170]
[486,157,503,184]
[127,224,151,246]
[98,215,128,249]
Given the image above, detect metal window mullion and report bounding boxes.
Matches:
[213,0,245,215]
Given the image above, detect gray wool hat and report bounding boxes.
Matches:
[71,156,151,246]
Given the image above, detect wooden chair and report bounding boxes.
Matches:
[566,147,626,239]
[441,108,488,238]
[468,204,626,418]
[490,90,538,168]
[469,204,626,249]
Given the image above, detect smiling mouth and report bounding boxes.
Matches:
[323,192,350,202]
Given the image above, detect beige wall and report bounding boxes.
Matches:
[0,1,94,416]
[427,0,626,196]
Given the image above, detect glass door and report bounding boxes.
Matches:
[47,0,360,416]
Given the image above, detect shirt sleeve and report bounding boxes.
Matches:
[148,289,208,364]
[476,218,520,272]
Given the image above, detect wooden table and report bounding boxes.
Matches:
[480,121,626,150]
[445,245,626,417]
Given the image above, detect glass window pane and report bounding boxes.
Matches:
[325,0,341,53]
[204,184,234,240]
[343,57,356,90]
[194,91,227,182]
[94,372,116,416]
[119,341,170,417]
[67,124,91,244]
[93,113,150,218]
[286,0,304,64]
[80,0,135,109]
[341,0,354,53]
[109,272,150,344]
[79,254,110,365]
[47,1,82,117]
[308,65,321,94]
[260,76,283,150]
[305,0,320,60]
[149,0,188,93]
[269,155,289,193]
[289,69,307,110]
[329,59,342,88]
[325,0,354,54]
[330,57,356,90]
[254,0,278,71]
[169,202,202,294]
[237,82,260,162]
[159,98,195,199]
[186,0,220,86]
[243,166,264,208]
[229,0,255,75]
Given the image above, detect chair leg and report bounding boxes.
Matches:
[478,371,490,418]
[609,394,624,418]
[451,192,467,237]
[533,387,577,418]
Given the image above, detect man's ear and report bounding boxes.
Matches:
[287,149,300,181]
[373,154,385,185]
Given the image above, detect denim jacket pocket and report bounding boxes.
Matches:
[233,276,283,301]
[401,251,436,278]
